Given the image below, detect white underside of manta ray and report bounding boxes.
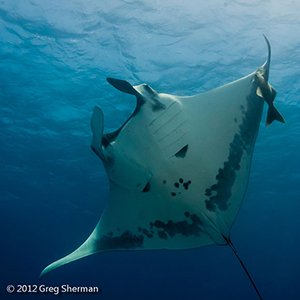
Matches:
[40,37,285,299]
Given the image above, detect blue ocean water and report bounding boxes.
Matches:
[1,0,299,299]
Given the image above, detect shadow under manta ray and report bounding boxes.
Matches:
[40,36,285,300]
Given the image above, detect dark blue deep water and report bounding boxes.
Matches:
[1,1,299,299]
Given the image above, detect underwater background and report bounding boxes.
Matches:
[0,0,299,299]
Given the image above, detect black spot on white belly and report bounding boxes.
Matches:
[171,178,192,195]
[150,212,203,239]
[98,231,144,250]
[137,226,155,239]
[183,180,191,190]
[158,231,168,239]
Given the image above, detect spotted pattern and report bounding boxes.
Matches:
[98,231,144,250]
[171,178,192,196]
[205,88,262,212]
[149,212,203,239]
[138,227,154,238]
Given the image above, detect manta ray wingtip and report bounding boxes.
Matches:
[262,34,269,44]
[39,258,68,280]
[39,265,52,280]
[261,34,271,80]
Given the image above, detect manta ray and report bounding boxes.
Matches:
[40,37,284,299]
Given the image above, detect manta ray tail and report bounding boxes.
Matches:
[266,105,286,127]
[225,237,263,300]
